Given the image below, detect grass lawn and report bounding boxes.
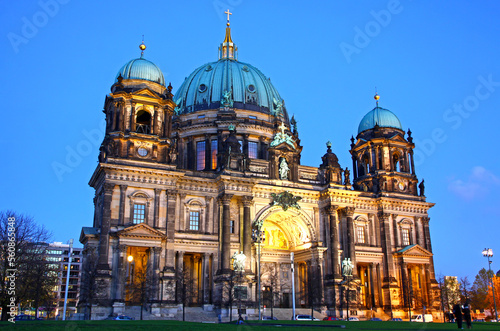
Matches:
[1,320,499,330]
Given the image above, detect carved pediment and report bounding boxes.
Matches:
[132,88,161,99]
[117,223,165,240]
[395,244,433,258]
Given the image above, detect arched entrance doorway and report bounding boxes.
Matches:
[254,205,326,310]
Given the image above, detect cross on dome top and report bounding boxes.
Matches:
[225,9,232,26]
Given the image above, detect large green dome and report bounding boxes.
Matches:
[173,58,286,116]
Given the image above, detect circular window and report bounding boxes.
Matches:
[242,65,249,72]
[137,147,148,157]
[198,84,207,93]
[247,84,256,93]
[205,65,212,71]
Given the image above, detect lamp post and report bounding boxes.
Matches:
[291,252,296,320]
[62,239,73,321]
[482,248,498,322]
[252,228,264,320]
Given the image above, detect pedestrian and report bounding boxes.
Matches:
[463,300,472,329]
[453,303,463,329]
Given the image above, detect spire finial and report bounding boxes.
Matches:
[219,10,237,60]
[139,35,146,58]
[374,88,380,107]
[225,9,232,26]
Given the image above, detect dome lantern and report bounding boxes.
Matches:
[219,9,237,60]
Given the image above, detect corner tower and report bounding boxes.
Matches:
[350,94,420,196]
[99,42,176,166]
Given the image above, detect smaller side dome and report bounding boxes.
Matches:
[115,58,165,86]
[357,106,403,134]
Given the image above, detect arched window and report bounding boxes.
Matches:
[136,110,151,134]
[393,153,400,172]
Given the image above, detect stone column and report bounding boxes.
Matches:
[368,263,376,308]
[344,207,357,277]
[220,194,233,272]
[163,190,176,271]
[325,205,340,277]
[123,100,131,132]
[116,244,127,300]
[154,188,161,228]
[392,214,399,248]
[378,212,395,278]
[130,103,136,132]
[206,196,214,234]
[422,217,432,252]
[242,196,253,270]
[401,262,410,308]
[351,156,357,179]
[179,193,186,231]
[98,183,114,269]
[409,150,415,175]
[205,134,212,171]
[176,251,185,302]
[202,253,210,304]
[375,146,380,170]
[119,185,127,225]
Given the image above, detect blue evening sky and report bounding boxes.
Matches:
[1,0,499,280]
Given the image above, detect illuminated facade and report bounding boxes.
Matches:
[79,16,439,320]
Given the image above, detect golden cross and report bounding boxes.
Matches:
[225,9,232,24]
[279,122,286,135]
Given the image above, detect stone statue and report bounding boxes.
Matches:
[344,167,350,185]
[222,90,233,108]
[419,179,425,196]
[342,258,354,277]
[169,138,178,164]
[279,157,289,180]
[232,251,246,272]
[273,97,284,115]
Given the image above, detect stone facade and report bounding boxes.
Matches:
[79,22,439,320]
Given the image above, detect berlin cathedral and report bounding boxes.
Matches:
[80,13,439,320]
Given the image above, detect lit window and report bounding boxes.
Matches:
[133,204,146,224]
[189,211,200,231]
[357,226,365,244]
[196,141,206,171]
[402,228,410,246]
[211,140,217,169]
[230,220,235,234]
[248,142,258,159]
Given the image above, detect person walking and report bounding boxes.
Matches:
[453,303,463,329]
[463,300,472,329]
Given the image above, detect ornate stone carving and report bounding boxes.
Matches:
[343,206,355,217]
[325,205,340,215]
[269,191,301,211]
[241,195,254,207]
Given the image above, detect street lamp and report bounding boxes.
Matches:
[482,248,498,322]
[252,228,264,320]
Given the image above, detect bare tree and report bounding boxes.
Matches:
[176,264,194,321]
[0,211,52,321]
[78,246,106,320]
[17,243,59,318]
[261,263,279,320]
[126,261,157,320]
[460,276,471,302]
